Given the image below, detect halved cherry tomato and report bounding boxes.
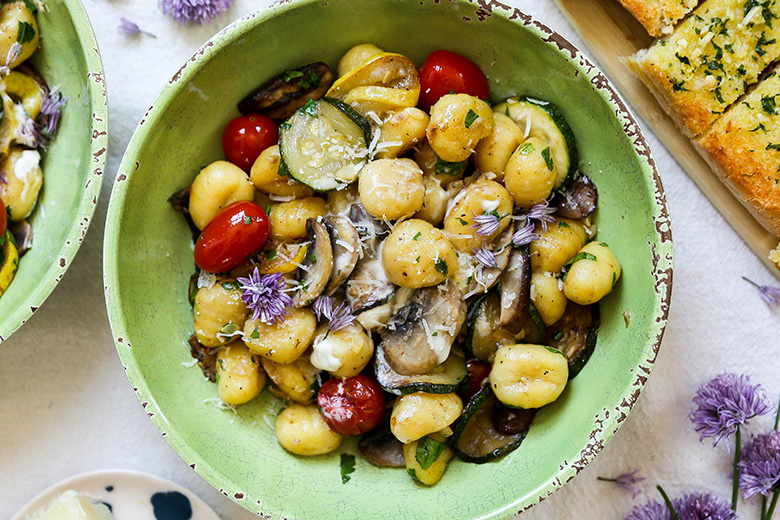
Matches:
[222,114,278,172]
[459,358,491,402]
[194,201,270,273]
[0,195,6,238]
[317,375,386,436]
[418,50,490,111]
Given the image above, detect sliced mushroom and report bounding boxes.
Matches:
[294,219,333,307]
[348,202,390,251]
[188,335,217,382]
[238,62,334,121]
[346,251,395,313]
[380,278,466,376]
[358,425,405,468]
[322,215,360,295]
[465,221,514,295]
[9,219,32,256]
[355,286,414,332]
[499,246,531,334]
[553,171,598,220]
[169,185,200,239]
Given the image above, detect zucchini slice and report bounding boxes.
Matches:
[0,231,19,296]
[450,384,534,463]
[467,292,515,363]
[549,303,599,379]
[494,96,578,189]
[375,344,467,395]
[278,97,371,191]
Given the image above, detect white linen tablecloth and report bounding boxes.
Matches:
[2,1,779,518]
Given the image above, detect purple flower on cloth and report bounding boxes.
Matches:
[473,241,497,269]
[598,470,646,498]
[690,373,772,447]
[738,430,780,498]
[625,499,671,520]
[159,0,235,25]
[625,492,735,520]
[328,302,356,332]
[526,200,557,232]
[743,277,780,308]
[511,221,540,247]
[673,492,735,520]
[237,268,292,325]
[118,17,157,38]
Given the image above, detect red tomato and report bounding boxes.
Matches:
[317,375,386,436]
[194,201,270,273]
[0,195,6,238]
[418,50,491,111]
[222,114,278,172]
[460,358,491,402]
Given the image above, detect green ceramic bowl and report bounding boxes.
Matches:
[0,0,106,343]
[104,1,672,518]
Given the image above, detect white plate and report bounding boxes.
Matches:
[11,469,221,520]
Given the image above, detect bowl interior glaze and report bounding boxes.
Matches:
[0,0,106,343]
[104,1,672,518]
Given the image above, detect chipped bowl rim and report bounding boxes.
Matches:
[0,0,107,344]
[104,0,673,517]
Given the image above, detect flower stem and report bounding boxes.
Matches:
[657,485,679,520]
[763,496,769,520]
[742,276,761,289]
[596,476,617,482]
[766,492,779,520]
[774,394,780,430]
[732,425,741,513]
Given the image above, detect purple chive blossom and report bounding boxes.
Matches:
[598,470,646,498]
[0,171,7,186]
[673,492,735,520]
[15,117,43,149]
[690,373,772,447]
[471,211,503,236]
[159,0,235,25]
[473,241,497,269]
[328,302,355,332]
[118,17,157,38]
[312,294,333,321]
[738,430,780,498]
[512,221,540,247]
[526,200,557,231]
[35,89,67,146]
[743,277,780,308]
[625,499,671,520]
[237,268,292,325]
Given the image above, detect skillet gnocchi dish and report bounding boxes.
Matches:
[0,1,66,297]
[174,44,622,485]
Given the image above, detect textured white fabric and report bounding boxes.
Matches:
[1,1,779,518]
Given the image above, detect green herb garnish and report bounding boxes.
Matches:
[340,454,356,484]
[434,258,448,277]
[415,436,447,470]
[541,147,554,171]
[464,109,479,128]
[16,21,35,45]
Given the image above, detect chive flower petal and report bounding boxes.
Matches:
[738,430,780,498]
[690,373,772,447]
[511,221,539,247]
[673,492,735,520]
[159,0,235,25]
[237,268,292,325]
[624,499,671,520]
[526,200,557,232]
[328,302,355,332]
[312,294,333,321]
[470,212,502,236]
[473,241,497,269]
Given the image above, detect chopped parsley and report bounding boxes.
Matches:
[675,52,690,65]
[671,79,689,92]
[308,253,317,264]
[301,98,318,117]
[541,147,554,171]
[340,453,356,484]
[756,33,775,57]
[435,157,465,176]
[415,437,447,470]
[243,215,252,225]
[412,232,422,241]
[266,249,277,260]
[761,94,778,115]
[221,281,242,291]
[456,217,468,226]
[518,142,534,155]
[464,109,479,128]
[434,258,448,277]
[566,252,598,266]
[552,331,564,342]
[22,0,38,13]
[250,327,260,339]
[766,143,780,151]
[16,21,35,45]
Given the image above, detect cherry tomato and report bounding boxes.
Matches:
[0,195,6,238]
[194,201,270,273]
[418,50,491,111]
[222,114,278,172]
[459,358,491,402]
[317,375,386,436]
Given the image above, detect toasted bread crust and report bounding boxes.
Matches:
[630,0,780,137]
[696,70,780,235]
[617,0,697,37]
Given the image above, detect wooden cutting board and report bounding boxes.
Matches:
[553,0,780,279]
